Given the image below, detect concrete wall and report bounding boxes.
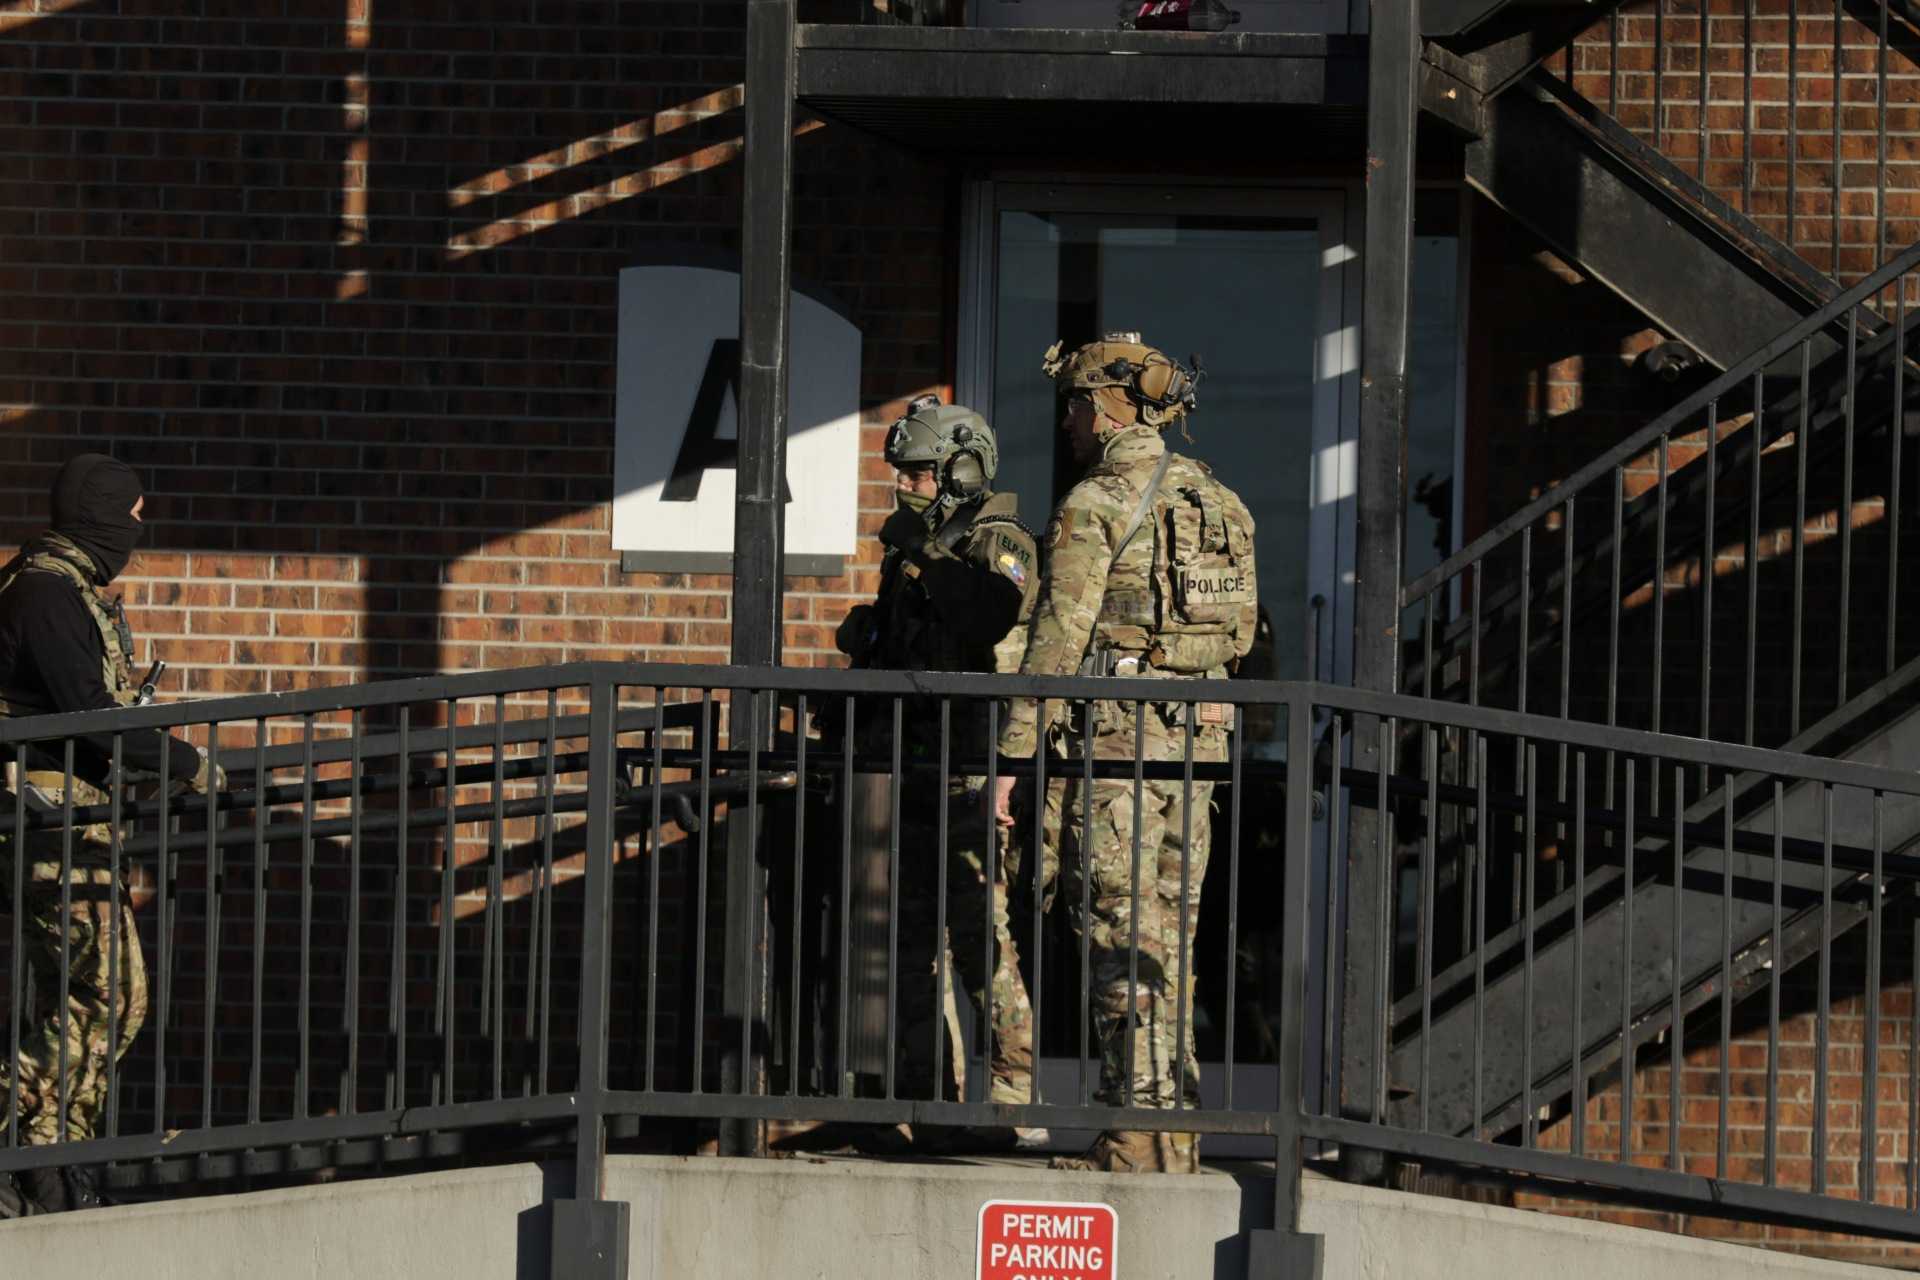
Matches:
[0,1155,1899,1279]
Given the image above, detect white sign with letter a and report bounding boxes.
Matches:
[613,261,860,574]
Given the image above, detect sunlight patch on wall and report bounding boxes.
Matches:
[446,118,824,261]
[447,85,747,212]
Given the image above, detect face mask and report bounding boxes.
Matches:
[897,491,934,515]
[49,453,144,583]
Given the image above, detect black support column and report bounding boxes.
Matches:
[735,10,796,655]
[723,0,797,1158]
[1339,0,1419,1142]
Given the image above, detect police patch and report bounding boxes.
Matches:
[1179,567,1249,604]
[997,551,1028,588]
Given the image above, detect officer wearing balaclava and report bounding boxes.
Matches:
[0,453,215,1216]
[0,453,205,778]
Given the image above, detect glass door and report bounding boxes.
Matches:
[963,182,1354,750]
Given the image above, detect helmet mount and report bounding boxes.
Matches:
[1042,333,1203,436]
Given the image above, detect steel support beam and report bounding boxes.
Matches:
[735,4,796,667]
[724,0,796,1159]
[1466,82,1832,370]
[1339,0,1420,1143]
[1442,2,1631,98]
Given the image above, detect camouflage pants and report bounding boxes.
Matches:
[895,777,1035,1104]
[1,774,147,1146]
[1052,704,1222,1111]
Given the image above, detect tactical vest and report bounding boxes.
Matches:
[0,533,137,719]
[860,495,1035,759]
[1097,454,1255,674]
[874,497,1035,678]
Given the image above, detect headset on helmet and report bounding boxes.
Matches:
[1041,333,1204,431]
[883,396,999,509]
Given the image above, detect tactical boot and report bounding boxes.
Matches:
[772,1120,916,1157]
[1048,1130,1199,1174]
[0,1173,30,1220]
[61,1165,104,1210]
[21,1167,68,1213]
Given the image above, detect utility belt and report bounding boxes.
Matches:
[1074,643,1232,728]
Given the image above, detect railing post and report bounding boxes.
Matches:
[1339,0,1418,1150]
[1247,685,1326,1279]
[552,669,630,1279]
[720,688,772,1156]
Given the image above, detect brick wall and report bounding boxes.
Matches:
[7,0,1916,1252]
[0,0,941,696]
[1515,911,1920,1268]
[0,0,950,1158]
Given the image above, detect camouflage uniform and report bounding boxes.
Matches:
[1000,373,1256,1172]
[839,488,1041,1108]
[0,533,149,1146]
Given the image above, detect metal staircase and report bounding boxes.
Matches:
[1377,263,1920,1144]
[1385,667,1920,1141]
[1378,2,1920,1143]
[1438,0,1913,369]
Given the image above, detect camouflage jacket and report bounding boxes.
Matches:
[998,425,1257,759]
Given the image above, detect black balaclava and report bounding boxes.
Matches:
[49,453,144,583]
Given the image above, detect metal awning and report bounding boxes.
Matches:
[792,24,1489,156]
[796,24,1367,156]
[797,25,1367,103]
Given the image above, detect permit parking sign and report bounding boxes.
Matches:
[977,1200,1117,1280]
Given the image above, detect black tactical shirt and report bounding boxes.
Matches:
[0,569,199,784]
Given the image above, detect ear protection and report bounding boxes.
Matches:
[1101,350,1202,425]
[943,423,988,499]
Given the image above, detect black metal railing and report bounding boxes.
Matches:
[0,668,720,1191]
[1314,680,1920,1238]
[5,662,1920,1250]
[1403,238,1920,752]
[1395,244,1920,1036]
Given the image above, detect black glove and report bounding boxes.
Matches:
[878,505,931,555]
[834,603,879,662]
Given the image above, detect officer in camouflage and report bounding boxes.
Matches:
[991,335,1257,1174]
[0,455,218,1214]
[834,396,1044,1147]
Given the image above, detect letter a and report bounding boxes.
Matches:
[663,338,793,503]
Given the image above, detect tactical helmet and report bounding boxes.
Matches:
[1042,332,1201,431]
[883,395,998,502]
